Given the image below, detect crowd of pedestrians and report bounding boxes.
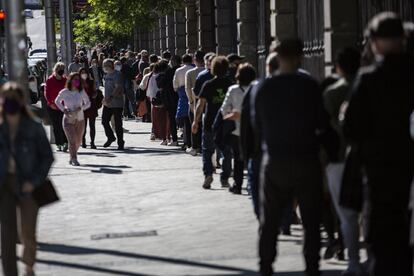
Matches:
[1,11,414,276]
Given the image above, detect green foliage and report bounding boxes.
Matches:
[74,0,183,47]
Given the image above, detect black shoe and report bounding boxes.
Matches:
[221,180,230,188]
[118,142,125,150]
[203,175,213,189]
[324,241,339,260]
[229,185,242,194]
[62,143,68,152]
[82,143,87,148]
[282,227,291,236]
[103,138,116,148]
[91,143,97,149]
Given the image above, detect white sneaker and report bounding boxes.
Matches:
[186,147,193,153]
[160,140,168,145]
[189,148,199,156]
[168,141,178,146]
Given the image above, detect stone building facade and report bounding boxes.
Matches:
[134,0,414,79]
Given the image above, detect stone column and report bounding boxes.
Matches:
[215,0,237,55]
[186,0,198,53]
[160,16,167,53]
[270,0,297,41]
[323,0,358,75]
[197,0,215,53]
[166,14,176,53]
[174,9,187,56]
[237,0,258,68]
[148,29,154,54]
[154,19,161,55]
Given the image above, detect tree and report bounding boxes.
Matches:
[74,0,183,47]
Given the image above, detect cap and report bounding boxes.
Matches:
[274,38,304,57]
[226,53,245,63]
[368,12,404,39]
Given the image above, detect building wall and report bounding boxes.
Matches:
[137,0,414,78]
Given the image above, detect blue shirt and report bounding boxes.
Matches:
[193,69,213,97]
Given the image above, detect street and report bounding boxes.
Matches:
[27,118,347,276]
[25,9,46,51]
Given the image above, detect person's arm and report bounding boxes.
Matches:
[54,90,66,112]
[185,71,194,108]
[29,123,54,188]
[81,90,91,110]
[113,73,124,96]
[192,98,206,134]
[173,70,180,92]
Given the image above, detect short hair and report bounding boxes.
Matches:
[211,56,229,78]
[274,38,304,58]
[266,52,279,71]
[103,58,114,69]
[367,12,404,39]
[120,56,127,64]
[236,63,256,86]
[65,72,83,91]
[170,55,182,67]
[53,62,65,72]
[162,51,172,60]
[195,50,205,62]
[182,54,193,64]
[204,52,216,63]
[335,47,361,76]
[149,54,159,64]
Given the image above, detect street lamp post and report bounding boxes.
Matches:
[4,0,29,94]
[44,0,57,76]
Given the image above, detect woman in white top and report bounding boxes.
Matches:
[221,63,256,194]
[55,72,91,166]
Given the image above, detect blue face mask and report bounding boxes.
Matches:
[4,98,21,115]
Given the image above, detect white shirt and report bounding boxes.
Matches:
[173,64,194,91]
[55,88,91,121]
[185,66,205,103]
[146,73,159,99]
[139,72,153,97]
[221,84,249,136]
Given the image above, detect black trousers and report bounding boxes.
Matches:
[168,105,178,142]
[179,116,191,147]
[259,154,323,276]
[101,106,124,146]
[47,107,67,146]
[83,116,96,145]
[189,110,202,149]
[365,163,413,276]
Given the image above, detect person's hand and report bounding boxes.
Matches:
[63,108,70,115]
[192,121,199,134]
[50,104,58,110]
[22,182,34,194]
[224,111,241,121]
[76,106,82,112]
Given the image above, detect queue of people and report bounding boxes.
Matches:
[1,10,414,276]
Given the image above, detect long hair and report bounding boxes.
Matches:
[65,72,83,92]
[0,82,35,119]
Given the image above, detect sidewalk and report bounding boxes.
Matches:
[30,118,346,275]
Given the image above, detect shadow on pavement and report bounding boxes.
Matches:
[37,242,257,275]
[104,146,186,156]
[82,164,131,169]
[127,131,152,135]
[78,151,117,158]
[275,271,342,276]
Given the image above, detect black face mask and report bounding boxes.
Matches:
[57,70,64,76]
[4,98,22,115]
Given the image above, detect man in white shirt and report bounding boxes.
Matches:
[185,51,205,155]
[171,54,194,147]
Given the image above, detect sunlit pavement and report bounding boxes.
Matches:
[27,118,348,275]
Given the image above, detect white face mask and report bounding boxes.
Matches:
[29,82,37,92]
[115,65,122,71]
[81,73,88,80]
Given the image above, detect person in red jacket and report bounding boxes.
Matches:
[44,62,68,151]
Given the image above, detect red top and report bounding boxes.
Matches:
[44,74,67,108]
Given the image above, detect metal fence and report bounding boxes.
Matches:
[296,0,325,80]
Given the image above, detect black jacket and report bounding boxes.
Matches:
[0,117,54,197]
[344,54,414,164]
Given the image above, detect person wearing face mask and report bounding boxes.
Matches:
[79,68,100,149]
[44,62,68,152]
[68,56,82,74]
[55,73,91,166]
[0,82,54,276]
[89,58,103,88]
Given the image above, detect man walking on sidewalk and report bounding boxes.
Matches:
[255,38,333,276]
[102,59,125,150]
[344,12,414,276]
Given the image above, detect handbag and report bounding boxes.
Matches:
[151,90,165,108]
[95,88,104,110]
[32,178,60,207]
